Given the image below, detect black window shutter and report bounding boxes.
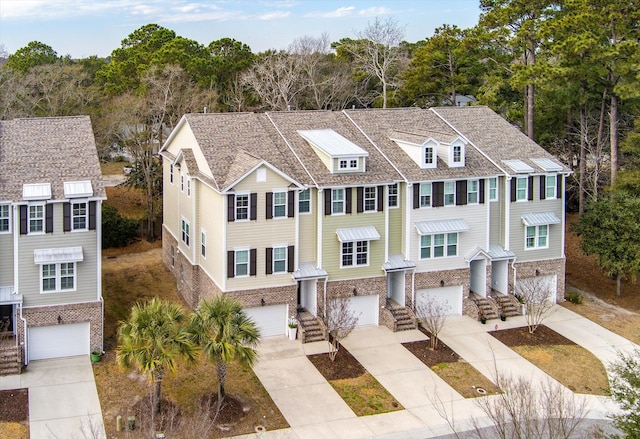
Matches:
[45,204,53,233]
[345,188,352,214]
[287,191,295,218]
[556,175,563,199]
[324,189,331,215]
[356,187,364,213]
[377,186,384,211]
[528,176,534,201]
[20,205,27,235]
[249,249,257,276]
[510,179,517,202]
[479,179,485,204]
[456,180,467,206]
[266,248,273,275]
[89,201,97,230]
[287,245,294,273]
[539,175,546,200]
[227,194,235,222]
[63,203,71,232]
[227,251,235,278]
[433,182,444,207]
[250,193,257,220]
[413,183,420,209]
[266,192,273,219]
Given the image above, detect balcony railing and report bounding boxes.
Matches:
[0,287,22,304]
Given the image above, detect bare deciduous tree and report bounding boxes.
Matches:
[416,297,451,350]
[325,297,359,362]
[515,276,556,334]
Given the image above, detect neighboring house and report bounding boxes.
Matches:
[0,116,105,373]
[160,107,570,340]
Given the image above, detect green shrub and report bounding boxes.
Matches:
[102,204,139,248]
[565,291,583,304]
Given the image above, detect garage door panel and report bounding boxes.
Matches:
[244,305,287,337]
[416,286,463,316]
[29,322,90,361]
[331,295,378,327]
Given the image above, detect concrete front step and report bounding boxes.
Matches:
[297,311,328,343]
[0,346,22,376]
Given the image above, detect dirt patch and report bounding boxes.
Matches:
[105,186,146,220]
[0,389,29,439]
[307,347,365,380]
[489,325,576,347]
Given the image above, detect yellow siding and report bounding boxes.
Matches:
[164,121,212,178]
[163,156,181,244]
[197,182,225,284]
[298,188,317,263]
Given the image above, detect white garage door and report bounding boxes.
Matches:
[416,286,463,316]
[244,304,287,337]
[332,295,379,326]
[29,322,90,361]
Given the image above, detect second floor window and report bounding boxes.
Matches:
[299,189,310,213]
[526,225,548,249]
[444,181,455,206]
[273,246,287,273]
[516,177,527,201]
[489,178,498,201]
[546,175,556,199]
[364,187,377,212]
[42,262,75,292]
[342,240,368,267]
[72,202,87,230]
[388,184,398,208]
[181,219,190,247]
[420,183,431,208]
[0,205,9,232]
[332,189,344,214]
[273,191,287,218]
[235,250,249,277]
[467,180,479,204]
[420,233,458,258]
[236,194,249,220]
[29,205,44,233]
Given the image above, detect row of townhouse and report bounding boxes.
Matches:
[160,106,570,340]
[0,116,105,371]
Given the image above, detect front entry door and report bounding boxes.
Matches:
[0,305,13,333]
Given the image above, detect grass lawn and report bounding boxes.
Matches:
[430,361,501,398]
[330,374,401,416]
[100,161,130,175]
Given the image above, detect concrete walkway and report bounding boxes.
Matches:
[0,355,105,438]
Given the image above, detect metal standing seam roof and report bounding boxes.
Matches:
[488,245,516,260]
[63,181,93,198]
[502,159,535,174]
[336,226,381,242]
[415,219,470,235]
[34,247,84,264]
[298,129,369,157]
[382,254,416,271]
[292,262,328,280]
[530,157,563,172]
[521,212,562,227]
[22,183,52,200]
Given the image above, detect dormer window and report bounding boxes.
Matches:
[424,147,434,165]
[298,129,368,174]
[453,146,462,163]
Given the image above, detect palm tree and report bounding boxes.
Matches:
[189,295,260,412]
[116,298,197,415]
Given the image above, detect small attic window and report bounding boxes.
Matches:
[23,183,52,200]
[298,129,368,174]
[453,146,462,163]
[424,147,434,165]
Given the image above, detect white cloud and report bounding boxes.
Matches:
[258,11,290,20]
[305,6,356,18]
[357,6,393,17]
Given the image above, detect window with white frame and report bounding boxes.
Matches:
[41,262,75,293]
[201,230,206,258]
[273,191,287,218]
[453,145,462,163]
[516,177,527,201]
[526,225,548,249]
[181,218,190,247]
[0,204,9,232]
[273,246,287,273]
[180,175,184,192]
[467,180,479,204]
[299,189,310,213]
[420,183,431,208]
[424,147,434,165]
[420,233,458,259]
[364,187,377,212]
[187,179,191,197]
[489,177,498,201]
[388,184,398,208]
[235,250,249,277]
[444,181,455,206]
[545,175,556,199]
[235,194,249,220]
[29,204,44,233]
[170,164,174,184]
[339,159,348,169]
[332,189,345,214]
[341,240,368,267]
[72,202,87,230]
[350,159,358,168]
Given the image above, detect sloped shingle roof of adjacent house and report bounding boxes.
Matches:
[0,116,105,202]
[431,106,571,175]
[343,107,502,181]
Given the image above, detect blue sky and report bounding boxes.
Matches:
[0,0,481,58]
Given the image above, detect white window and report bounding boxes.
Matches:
[526,225,548,249]
[444,181,455,206]
[364,187,377,212]
[420,183,431,208]
[489,177,498,201]
[467,180,479,204]
[420,233,458,259]
[72,202,87,230]
[181,218,190,247]
[453,145,462,163]
[235,250,249,277]
[187,179,191,197]
[235,194,249,220]
[0,204,10,232]
[273,191,287,218]
[170,164,174,184]
[273,246,287,273]
[29,204,44,233]
[41,262,75,293]
[349,159,358,169]
[180,175,184,192]
[332,189,344,214]
[201,230,206,258]
[388,184,398,208]
[339,160,347,169]
[424,147,434,165]
[546,175,556,199]
[299,189,310,214]
[341,240,368,267]
[516,177,527,201]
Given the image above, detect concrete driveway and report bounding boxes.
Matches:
[0,355,105,438]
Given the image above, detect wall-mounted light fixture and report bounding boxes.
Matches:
[57,315,62,324]
[440,280,445,287]
[353,288,358,296]
[261,298,265,306]
[535,269,540,276]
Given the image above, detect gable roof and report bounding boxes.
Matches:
[0,116,105,202]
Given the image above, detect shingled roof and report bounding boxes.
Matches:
[0,116,105,202]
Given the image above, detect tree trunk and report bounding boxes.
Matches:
[595,89,608,201]
[579,103,587,215]
[526,83,535,140]
[216,356,227,413]
[153,369,164,415]
[616,274,622,298]
[610,92,619,185]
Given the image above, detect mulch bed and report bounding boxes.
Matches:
[0,388,28,424]
[402,327,461,367]
[307,346,365,380]
[489,325,576,347]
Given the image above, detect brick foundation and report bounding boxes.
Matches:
[512,258,566,302]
